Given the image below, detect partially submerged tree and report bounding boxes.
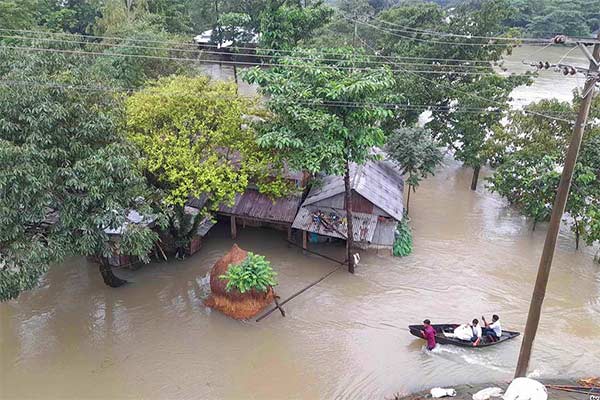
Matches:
[126,75,290,256]
[385,126,443,214]
[244,48,394,273]
[487,98,600,251]
[446,75,529,190]
[0,47,161,301]
[358,0,530,190]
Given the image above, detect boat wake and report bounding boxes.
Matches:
[423,344,513,374]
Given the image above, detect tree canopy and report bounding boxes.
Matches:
[244,48,395,271]
[487,97,600,249]
[0,48,161,301]
[385,126,443,213]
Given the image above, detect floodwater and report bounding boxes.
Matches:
[2,46,600,399]
[2,159,599,399]
[503,45,590,106]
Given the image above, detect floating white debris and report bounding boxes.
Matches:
[503,377,547,400]
[431,387,457,398]
[473,387,503,400]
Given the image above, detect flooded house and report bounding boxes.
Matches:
[183,195,217,256]
[102,210,156,267]
[217,170,308,240]
[292,156,405,254]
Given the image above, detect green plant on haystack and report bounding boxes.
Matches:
[393,217,413,257]
[220,252,277,293]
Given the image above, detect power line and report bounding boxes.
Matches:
[368,16,545,43]
[0,79,577,118]
[0,34,508,71]
[0,45,510,76]
[343,15,531,48]
[0,27,529,65]
[356,34,575,123]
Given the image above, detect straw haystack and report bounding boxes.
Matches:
[204,244,275,319]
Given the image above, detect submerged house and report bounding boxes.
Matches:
[292,157,404,252]
[102,210,156,267]
[183,195,217,256]
[218,170,308,240]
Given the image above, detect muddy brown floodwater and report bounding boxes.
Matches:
[2,158,599,399]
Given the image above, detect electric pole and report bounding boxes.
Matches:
[515,33,600,378]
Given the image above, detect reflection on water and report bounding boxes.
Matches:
[1,158,599,399]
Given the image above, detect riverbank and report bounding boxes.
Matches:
[394,379,597,399]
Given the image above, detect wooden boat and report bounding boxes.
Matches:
[408,324,520,348]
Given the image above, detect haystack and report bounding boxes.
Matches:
[204,244,275,320]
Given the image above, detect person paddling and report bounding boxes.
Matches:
[481,314,502,341]
[421,319,437,350]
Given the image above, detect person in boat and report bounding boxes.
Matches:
[481,314,502,341]
[421,319,437,350]
[470,318,483,347]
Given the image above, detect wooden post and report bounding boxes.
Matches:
[471,165,481,191]
[302,230,307,252]
[287,226,292,242]
[344,158,355,273]
[273,295,285,317]
[514,34,600,378]
[230,215,237,239]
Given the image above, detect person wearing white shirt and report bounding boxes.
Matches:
[470,318,483,347]
[482,314,502,341]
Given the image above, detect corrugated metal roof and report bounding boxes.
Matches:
[302,154,404,221]
[197,216,216,236]
[218,189,302,224]
[187,194,209,210]
[182,206,216,237]
[370,219,397,246]
[104,210,155,235]
[292,206,378,242]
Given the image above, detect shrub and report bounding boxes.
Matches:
[393,218,413,257]
[219,252,277,293]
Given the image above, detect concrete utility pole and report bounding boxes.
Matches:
[515,33,600,378]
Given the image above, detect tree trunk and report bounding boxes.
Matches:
[471,165,481,191]
[99,259,128,288]
[231,215,237,239]
[406,184,413,215]
[344,159,355,273]
[233,64,239,92]
[532,219,537,231]
[575,219,580,250]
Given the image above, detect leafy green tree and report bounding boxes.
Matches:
[449,75,530,190]
[487,98,600,251]
[126,75,290,254]
[365,0,530,190]
[244,48,394,272]
[0,0,38,30]
[506,0,600,37]
[213,12,254,85]
[0,47,161,301]
[41,0,102,34]
[385,126,443,214]
[147,0,194,33]
[259,0,334,51]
